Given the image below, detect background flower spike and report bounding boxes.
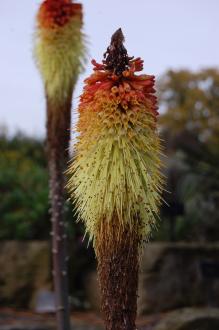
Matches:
[67,28,164,330]
[34,1,86,330]
[35,0,85,106]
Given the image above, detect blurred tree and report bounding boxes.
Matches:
[158,69,219,241]
[0,131,49,239]
[159,69,219,146]
[0,131,82,241]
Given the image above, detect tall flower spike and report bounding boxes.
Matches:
[34,1,85,330]
[35,0,85,105]
[67,29,164,330]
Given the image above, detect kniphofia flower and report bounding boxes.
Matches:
[67,29,164,330]
[68,29,162,245]
[35,0,85,106]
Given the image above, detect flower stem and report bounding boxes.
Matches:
[47,94,72,330]
[96,219,139,330]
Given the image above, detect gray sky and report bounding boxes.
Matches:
[0,0,219,136]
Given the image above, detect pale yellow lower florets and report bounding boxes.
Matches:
[34,18,85,105]
[67,99,163,242]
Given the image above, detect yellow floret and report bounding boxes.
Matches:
[34,18,85,105]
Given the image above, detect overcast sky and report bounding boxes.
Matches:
[0,0,219,136]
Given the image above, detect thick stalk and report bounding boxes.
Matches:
[97,31,140,328]
[47,92,72,330]
[96,220,139,330]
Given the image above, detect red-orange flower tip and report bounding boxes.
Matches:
[38,0,82,29]
[81,56,158,118]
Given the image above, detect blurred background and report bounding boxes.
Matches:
[0,0,219,329]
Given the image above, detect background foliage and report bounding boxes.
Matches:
[0,131,49,239]
[158,68,219,241]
